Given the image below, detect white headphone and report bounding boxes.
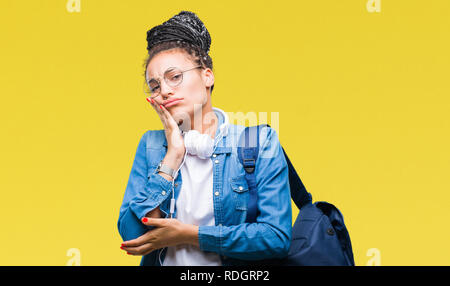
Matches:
[181,107,229,159]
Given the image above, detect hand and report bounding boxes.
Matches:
[120,217,199,256]
[146,97,186,159]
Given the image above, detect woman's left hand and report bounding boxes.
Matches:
[120,218,199,256]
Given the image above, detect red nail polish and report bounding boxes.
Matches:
[146,97,151,103]
[120,246,123,250]
[159,105,162,109]
[151,98,154,104]
[127,252,131,255]
[142,217,148,223]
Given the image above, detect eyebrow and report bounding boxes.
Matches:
[147,67,177,83]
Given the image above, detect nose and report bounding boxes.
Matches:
[159,79,175,100]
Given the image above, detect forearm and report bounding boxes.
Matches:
[118,131,185,242]
[158,150,185,181]
[198,222,291,260]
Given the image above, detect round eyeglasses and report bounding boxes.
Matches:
[144,65,203,98]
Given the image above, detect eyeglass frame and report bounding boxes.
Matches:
[145,65,203,98]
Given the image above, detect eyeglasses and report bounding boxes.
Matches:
[144,65,203,98]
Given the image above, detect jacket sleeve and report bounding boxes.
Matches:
[198,126,293,260]
[117,131,174,242]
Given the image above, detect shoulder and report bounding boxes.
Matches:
[228,123,276,146]
[227,124,280,158]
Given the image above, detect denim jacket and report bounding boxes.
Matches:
[117,111,292,266]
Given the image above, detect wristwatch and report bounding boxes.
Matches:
[155,161,176,178]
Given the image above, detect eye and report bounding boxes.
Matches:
[171,74,181,80]
[148,79,159,93]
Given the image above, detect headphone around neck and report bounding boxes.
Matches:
[181,107,229,160]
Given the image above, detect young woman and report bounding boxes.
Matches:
[117,11,292,266]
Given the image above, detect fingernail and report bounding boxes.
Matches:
[159,105,162,109]
[142,217,148,223]
[127,252,131,255]
[120,246,124,250]
[146,97,151,103]
[151,98,154,104]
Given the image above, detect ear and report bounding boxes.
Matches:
[202,68,215,90]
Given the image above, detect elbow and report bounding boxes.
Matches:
[280,236,291,258]
[271,235,291,259]
[117,207,149,242]
[117,215,126,241]
[265,224,292,259]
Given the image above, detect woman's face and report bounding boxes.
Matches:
[145,49,213,125]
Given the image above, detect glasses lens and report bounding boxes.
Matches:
[145,80,160,96]
[165,68,183,87]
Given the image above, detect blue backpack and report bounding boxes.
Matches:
[238,124,355,266]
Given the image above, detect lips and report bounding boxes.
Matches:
[164,98,183,107]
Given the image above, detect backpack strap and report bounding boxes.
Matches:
[238,124,313,223]
[281,146,312,209]
[238,124,265,223]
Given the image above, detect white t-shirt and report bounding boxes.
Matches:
[162,152,222,266]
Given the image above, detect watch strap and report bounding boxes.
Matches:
[156,161,176,178]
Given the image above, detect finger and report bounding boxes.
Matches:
[147,93,161,104]
[146,97,179,134]
[146,96,157,112]
[141,217,168,227]
[121,243,154,256]
[121,231,151,248]
[146,97,168,127]
[159,104,179,129]
[155,102,171,125]
[147,97,161,114]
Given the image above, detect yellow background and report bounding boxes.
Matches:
[0,0,449,266]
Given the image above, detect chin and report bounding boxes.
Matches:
[170,106,192,125]
[168,104,187,115]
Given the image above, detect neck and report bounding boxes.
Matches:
[191,103,218,140]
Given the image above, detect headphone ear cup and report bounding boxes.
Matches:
[184,130,214,159]
[182,107,229,159]
[184,130,198,152]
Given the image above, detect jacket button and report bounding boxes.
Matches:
[327,228,335,236]
[214,160,219,164]
[212,154,217,158]
[214,191,220,196]
[161,191,166,196]
[239,186,243,191]
[174,183,178,187]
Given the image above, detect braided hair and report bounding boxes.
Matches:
[143,11,214,93]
